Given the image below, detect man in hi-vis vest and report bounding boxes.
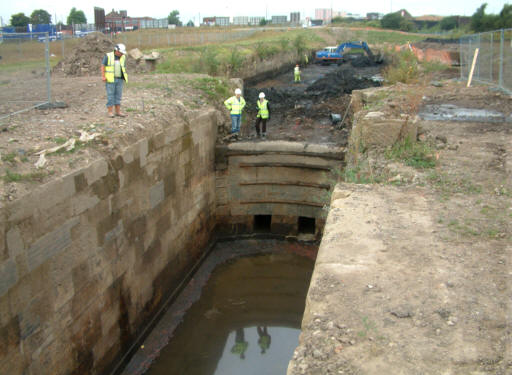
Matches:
[255,92,270,139]
[101,43,128,118]
[224,88,246,139]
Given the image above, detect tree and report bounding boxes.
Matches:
[168,10,182,26]
[259,19,267,26]
[67,7,87,25]
[30,9,52,24]
[186,20,194,27]
[499,4,512,28]
[470,3,500,32]
[10,13,30,27]
[381,12,402,29]
[440,16,458,30]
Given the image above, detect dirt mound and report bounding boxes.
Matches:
[53,32,115,76]
[306,65,380,97]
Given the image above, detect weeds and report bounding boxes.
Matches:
[190,77,231,104]
[226,47,244,75]
[383,50,419,84]
[385,137,436,169]
[3,169,46,183]
[255,42,279,60]
[1,152,17,163]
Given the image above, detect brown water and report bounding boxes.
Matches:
[123,240,315,375]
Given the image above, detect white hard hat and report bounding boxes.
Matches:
[235,88,242,95]
[258,92,265,99]
[115,43,126,54]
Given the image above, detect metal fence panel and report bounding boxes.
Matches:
[0,32,51,120]
[460,28,511,93]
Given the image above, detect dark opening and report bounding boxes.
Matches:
[254,215,272,232]
[298,216,315,234]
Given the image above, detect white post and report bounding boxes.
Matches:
[467,48,479,88]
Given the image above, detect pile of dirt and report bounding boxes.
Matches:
[53,32,115,76]
[306,65,381,98]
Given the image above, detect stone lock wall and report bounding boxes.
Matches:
[0,109,219,375]
[215,141,345,239]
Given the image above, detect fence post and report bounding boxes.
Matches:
[490,32,493,82]
[45,33,52,104]
[476,33,480,79]
[459,37,463,81]
[499,29,504,88]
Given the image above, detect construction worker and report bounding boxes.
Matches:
[224,88,246,138]
[101,43,128,118]
[294,64,301,82]
[255,92,270,139]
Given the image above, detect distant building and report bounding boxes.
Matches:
[366,12,383,20]
[249,17,264,25]
[233,16,249,25]
[216,17,230,26]
[315,9,332,23]
[271,15,287,24]
[104,9,164,31]
[202,17,216,26]
[94,7,105,30]
[290,12,300,24]
[202,16,230,26]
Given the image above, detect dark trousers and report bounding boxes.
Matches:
[255,117,267,135]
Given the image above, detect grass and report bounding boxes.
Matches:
[382,50,419,84]
[385,137,436,169]
[189,77,231,104]
[426,171,483,196]
[3,169,47,183]
[1,152,17,163]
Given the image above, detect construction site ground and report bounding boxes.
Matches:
[0,36,511,374]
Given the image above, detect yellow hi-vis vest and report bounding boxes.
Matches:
[105,52,128,83]
[257,99,269,119]
[224,96,246,115]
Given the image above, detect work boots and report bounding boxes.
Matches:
[115,105,126,117]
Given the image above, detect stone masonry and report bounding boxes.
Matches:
[0,109,219,375]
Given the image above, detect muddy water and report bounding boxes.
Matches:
[122,240,316,375]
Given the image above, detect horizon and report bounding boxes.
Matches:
[0,1,507,27]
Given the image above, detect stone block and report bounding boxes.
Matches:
[71,193,100,216]
[26,217,79,272]
[6,227,24,258]
[139,138,149,167]
[35,175,76,212]
[0,259,18,298]
[149,181,165,209]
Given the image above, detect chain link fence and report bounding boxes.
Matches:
[0,32,52,120]
[460,28,512,93]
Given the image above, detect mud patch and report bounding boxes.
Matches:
[243,64,381,144]
[419,104,512,123]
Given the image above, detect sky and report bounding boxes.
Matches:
[0,0,507,26]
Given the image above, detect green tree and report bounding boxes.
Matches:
[470,3,501,31]
[168,10,182,26]
[440,16,458,30]
[399,18,416,32]
[499,4,512,28]
[381,12,402,29]
[186,20,194,27]
[67,7,87,25]
[30,9,52,24]
[10,12,30,27]
[259,18,267,26]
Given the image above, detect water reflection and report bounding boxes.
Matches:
[144,252,313,375]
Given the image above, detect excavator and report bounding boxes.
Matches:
[315,41,382,65]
